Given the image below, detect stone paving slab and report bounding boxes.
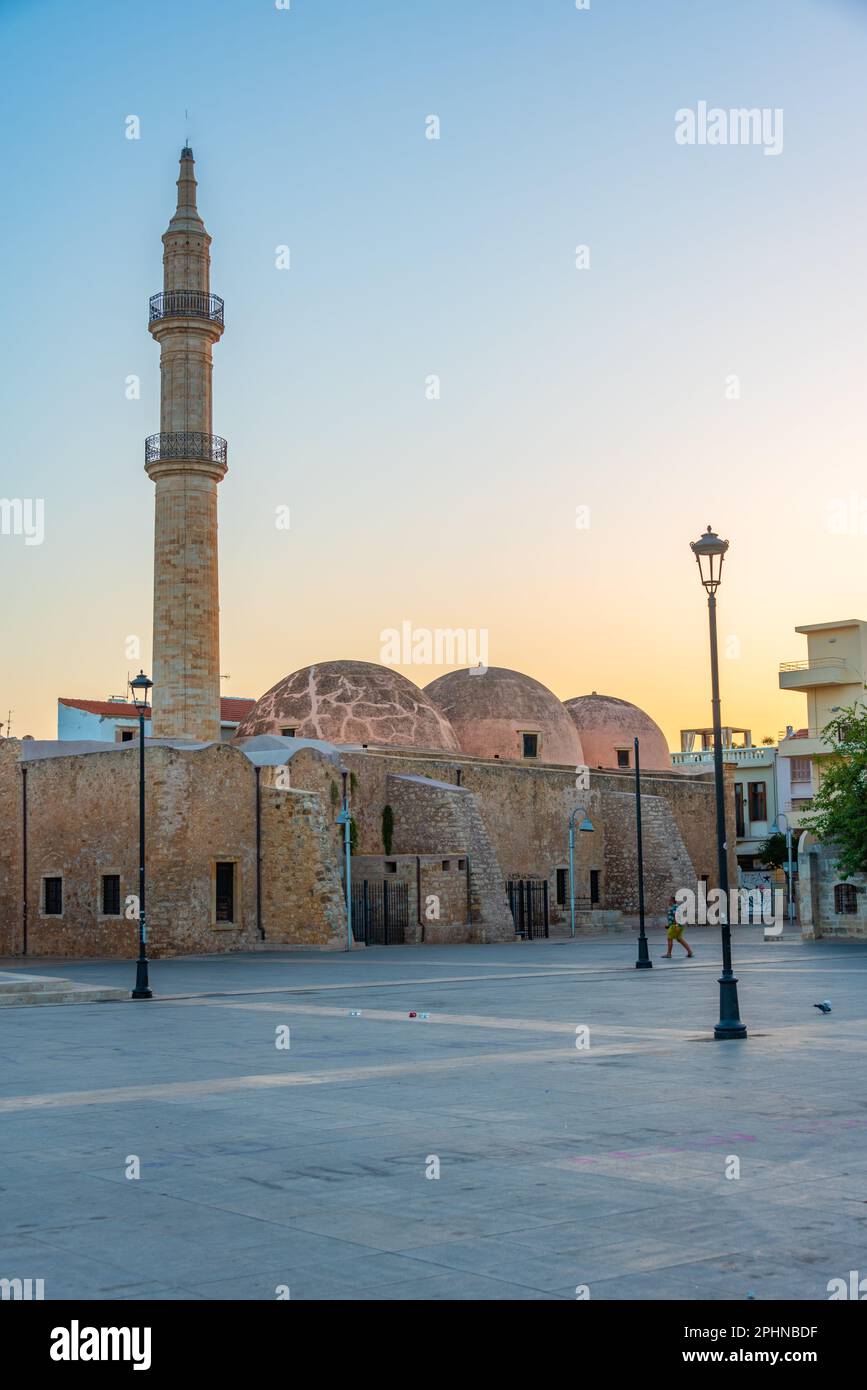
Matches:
[0,934,865,1300]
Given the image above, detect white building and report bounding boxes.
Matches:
[778,618,867,828]
[672,726,779,875]
[58,696,255,744]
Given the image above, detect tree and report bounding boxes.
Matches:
[802,703,867,878]
[756,831,787,869]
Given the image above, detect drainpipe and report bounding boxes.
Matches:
[417,854,424,942]
[255,765,264,940]
[21,763,28,957]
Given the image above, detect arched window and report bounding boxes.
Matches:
[834,883,857,915]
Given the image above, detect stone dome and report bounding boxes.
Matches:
[563,693,670,771]
[424,667,584,765]
[235,660,460,752]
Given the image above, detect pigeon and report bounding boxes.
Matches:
[813,1000,832,1014]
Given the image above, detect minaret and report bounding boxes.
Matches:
[145,147,226,742]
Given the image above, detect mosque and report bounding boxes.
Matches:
[0,151,733,959]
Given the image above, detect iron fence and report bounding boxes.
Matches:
[351,879,408,945]
[507,879,549,939]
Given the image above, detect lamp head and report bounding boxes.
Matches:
[129,670,153,709]
[690,524,729,594]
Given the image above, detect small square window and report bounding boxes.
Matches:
[616,749,630,768]
[442,860,451,872]
[118,729,135,743]
[457,858,466,871]
[522,733,539,759]
[834,883,857,915]
[44,877,63,915]
[102,874,121,916]
[281,727,296,738]
[385,861,397,874]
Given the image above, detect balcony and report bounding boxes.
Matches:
[145,432,227,466]
[149,291,224,325]
[777,728,840,758]
[671,746,775,767]
[778,657,860,692]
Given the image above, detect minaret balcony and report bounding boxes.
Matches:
[149,291,225,325]
[146,432,228,466]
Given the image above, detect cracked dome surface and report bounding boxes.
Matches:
[235,660,460,752]
[425,666,584,765]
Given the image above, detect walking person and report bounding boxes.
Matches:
[662,894,693,959]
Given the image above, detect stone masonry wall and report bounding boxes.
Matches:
[297,747,735,924]
[351,853,471,943]
[385,773,513,940]
[798,845,867,940]
[1,742,344,959]
[599,789,696,915]
[259,785,346,948]
[0,741,23,955]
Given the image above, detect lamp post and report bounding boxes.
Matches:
[568,805,595,938]
[337,769,354,951]
[634,737,652,969]
[690,526,747,1040]
[129,670,153,1000]
[771,812,794,925]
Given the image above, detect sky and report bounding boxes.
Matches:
[1,0,866,744]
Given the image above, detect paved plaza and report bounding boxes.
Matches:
[1,929,865,1301]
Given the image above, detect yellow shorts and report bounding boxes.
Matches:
[667,922,684,941]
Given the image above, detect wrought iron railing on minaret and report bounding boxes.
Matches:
[148,291,225,325]
[145,432,228,465]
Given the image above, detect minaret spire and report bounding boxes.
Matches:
[170,147,204,232]
[145,148,227,743]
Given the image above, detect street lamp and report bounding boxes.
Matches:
[690,526,747,1040]
[336,769,354,951]
[568,805,595,939]
[634,737,652,969]
[770,812,794,925]
[129,670,153,999]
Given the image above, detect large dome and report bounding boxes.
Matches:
[235,660,460,752]
[425,667,583,765]
[563,693,670,770]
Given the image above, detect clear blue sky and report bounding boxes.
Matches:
[1,0,865,739]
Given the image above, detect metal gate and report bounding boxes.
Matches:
[507,879,549,939]
[351,879,408,945]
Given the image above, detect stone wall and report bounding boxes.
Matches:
[0,733,734,958]
[0,741,345,959]
[798,844,867,940]
[0,741,23,955]
[598,788,695,916]
[385,772,512,939]
[318,747,733,924]
[351,853,471,943]
[259,783,346,948]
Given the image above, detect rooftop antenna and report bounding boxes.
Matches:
[5,709,11,738]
